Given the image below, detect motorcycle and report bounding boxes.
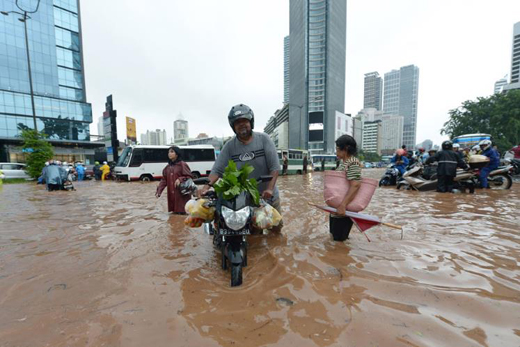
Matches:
[471,166,514,190]
[191,176,273,287]
[379,164,402,186]
[397,164,475,193]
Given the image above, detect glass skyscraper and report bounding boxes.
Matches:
[0,0,93,161]
[383,65,419,149]
[289,0,346,154]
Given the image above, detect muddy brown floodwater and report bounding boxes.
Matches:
[1,169,520,347]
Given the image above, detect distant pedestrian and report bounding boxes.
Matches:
[321,158,325,171]
[282,154,288,175]
[100,161,111,181]
[426,141,468,193]
[303,155,308,174]
[93,161,102,180]
[155,146,193,214]
[0,169,4,185]
[76,162,85,181]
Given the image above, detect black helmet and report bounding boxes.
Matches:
[228,104,254,131]
[442,140,453,150]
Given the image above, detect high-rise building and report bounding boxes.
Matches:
[264,104,289,149]
[380,114,404,156]
[504,22,520,91]
[174,116,188,145]
[363,72,383,110]
[494,77,508,94]
[383,65,420,149]
[97,116,104,136]
[0,0,99,163]
[289,0,346,154]
[362,121,382,155]
[140,129,167,146]
[284,36,290,104]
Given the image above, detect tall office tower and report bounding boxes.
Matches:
[289,0,346,154]
[504,22,520,91]
[284,36,290,104]
[0,0,96,162]
[494,77,508,94]
[363,72,382,110]
[97,116,104,136]
[174,117,188,141]
[383,65,420,149]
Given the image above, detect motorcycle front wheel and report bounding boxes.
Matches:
[231,263,243,287]
[489,174,513,190]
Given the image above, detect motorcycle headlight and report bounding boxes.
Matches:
[221,206,250,231]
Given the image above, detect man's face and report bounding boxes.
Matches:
[234,118,252,139]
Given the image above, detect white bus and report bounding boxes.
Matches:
[452,133,492,149]
[311,154,338,171]
[114,145,216,181]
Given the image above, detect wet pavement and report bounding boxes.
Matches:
[1,169,519,347]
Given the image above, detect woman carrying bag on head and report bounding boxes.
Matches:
[156,146,193,214]
[329,135,362,241]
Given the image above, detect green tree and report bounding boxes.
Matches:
[357,149,381,162]
[20,130,54,179]
[441,90,520,152]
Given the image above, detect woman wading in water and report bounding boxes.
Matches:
[156,146,193,214]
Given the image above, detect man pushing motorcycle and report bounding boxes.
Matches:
[199,104,282,230]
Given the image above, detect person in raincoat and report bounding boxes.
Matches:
[93,161,102,180]
[100,161,111,181]
[155,146,193,214]
[0,169,4,185]
[390,149,409,175]
[44,161,66,191]
[75,162,85,181]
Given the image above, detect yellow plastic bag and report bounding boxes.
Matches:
[252,203,282,229]
[184,199,215,222]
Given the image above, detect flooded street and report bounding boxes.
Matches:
[1,169,520,347]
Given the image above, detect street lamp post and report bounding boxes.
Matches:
[1,0,41,133]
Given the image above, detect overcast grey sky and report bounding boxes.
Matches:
[81,0,520,147]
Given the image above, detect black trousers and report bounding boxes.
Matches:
[330,215,354,241]
[437,175,455,193]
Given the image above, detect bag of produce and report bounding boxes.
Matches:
[252,202,282,229]
[184,199,215,221]
[184,216,205,228]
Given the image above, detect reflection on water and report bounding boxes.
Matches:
[1,170,519,346]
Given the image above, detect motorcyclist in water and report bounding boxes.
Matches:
[390,149,409,176]
[478,140,499,189]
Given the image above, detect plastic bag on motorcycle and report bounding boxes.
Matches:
[252,201,282,229]
[184,199,215,228]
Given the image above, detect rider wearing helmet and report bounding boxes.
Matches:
[478,139,499,188]
[200,104,282,226]
[390,148,409,176]
[426,140,469,193]
[452,143,464,161]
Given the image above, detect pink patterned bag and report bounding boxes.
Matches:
[324,171,378,212]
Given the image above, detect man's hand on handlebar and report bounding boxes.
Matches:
[262,189,273,200]
[198,184,212,198]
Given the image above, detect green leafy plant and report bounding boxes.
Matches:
[21,129,54,179]
[213,160,260,205]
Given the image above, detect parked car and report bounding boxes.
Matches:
[0,162,31,179]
